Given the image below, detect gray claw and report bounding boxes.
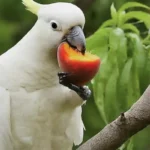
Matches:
[78,86,91,100]
[58,72,91,100]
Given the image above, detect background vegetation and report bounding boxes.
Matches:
[0,0,150,149]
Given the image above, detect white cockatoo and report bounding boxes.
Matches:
[0,0,91,150]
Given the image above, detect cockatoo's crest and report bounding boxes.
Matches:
[22,0,41,15]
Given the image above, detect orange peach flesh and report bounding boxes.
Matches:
[63,43,98,61]
[57,42,100,86]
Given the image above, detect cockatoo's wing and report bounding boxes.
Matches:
[66,106,84,146]
[0,87,13,150]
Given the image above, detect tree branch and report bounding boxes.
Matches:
[77,85,150,150]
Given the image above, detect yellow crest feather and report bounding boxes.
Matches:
[22,0,41,15]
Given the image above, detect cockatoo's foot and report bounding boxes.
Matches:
[58,72,91,100]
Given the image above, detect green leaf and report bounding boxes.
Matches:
[111,3,117,18]
[142,46,150,91]
[118,2,150,12]
[127,33,147,93]
[93,77,108,124]
[104,65,119,121]
[121,23,140,35]
[110,3,117,25]
[126,138,134,150]
[117,58,133,110]
[119,144,126,150]
[118,11,126,27]
[123,11,150,29]
[109,28,124,50]
[86,28,111,58]
[109,28,128,72]
[100,19,115,28]
[127,63,140,107]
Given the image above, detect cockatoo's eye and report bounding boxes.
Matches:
[50,20,61,31]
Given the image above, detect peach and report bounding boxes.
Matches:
[57,42,100,86]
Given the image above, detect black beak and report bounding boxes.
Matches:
[63,26,86,55]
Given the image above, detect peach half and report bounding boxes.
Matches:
[57,42,100,86]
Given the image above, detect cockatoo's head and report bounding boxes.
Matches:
[23,0,86,54]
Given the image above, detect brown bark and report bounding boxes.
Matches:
[77,85,150,150]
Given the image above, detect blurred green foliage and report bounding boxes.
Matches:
[0,0,150,53]
[0,0,150,150]
[83,2,150,150]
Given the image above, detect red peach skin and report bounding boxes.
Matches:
[57,42,100,86]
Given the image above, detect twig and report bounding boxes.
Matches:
[77,85,150,150]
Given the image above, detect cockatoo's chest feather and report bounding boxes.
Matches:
[0,56,84,150]
[0,53,60,92]
[10,86,82,150]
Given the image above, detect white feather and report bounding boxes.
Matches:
[0,2,85,150]
[0,87,13,150]
[22,0,41,15]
